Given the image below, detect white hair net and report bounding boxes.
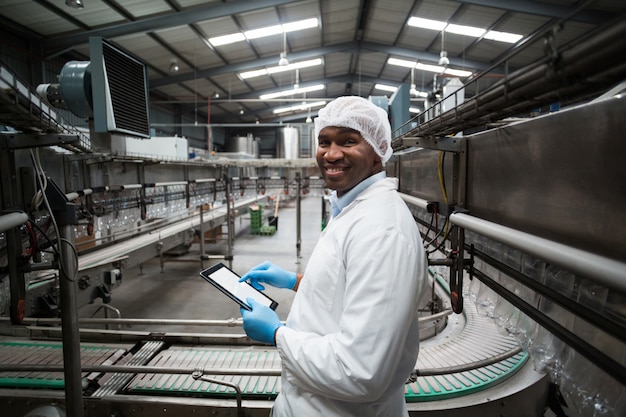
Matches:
[314,96,393,165]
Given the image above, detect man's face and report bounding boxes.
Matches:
[316,126,382,197]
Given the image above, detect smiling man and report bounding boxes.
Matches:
[239,96,427,417]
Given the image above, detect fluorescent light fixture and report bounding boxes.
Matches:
[209,33,246,47]
[408,17,446,31]
[210,18,319,47]
[240,58,323,79]
[283,18,319,33]
[484,30,524,43]
[407,16,522,44]
[260,84,325,100]
[416,62,447,73]
[388,58,473,77]
[269,58,323,73]
[409,107,422,114]
[388,57,417,69]
[445,23,485,37]
[273,100,326,114]
[375,83,398,93]
[240,68,268,79]
[245,24,283,40]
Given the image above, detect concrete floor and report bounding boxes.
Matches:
[79,194,323,332]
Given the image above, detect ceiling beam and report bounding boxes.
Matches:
[43,0,303,56]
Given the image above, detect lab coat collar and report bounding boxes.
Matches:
[329,171,386,217]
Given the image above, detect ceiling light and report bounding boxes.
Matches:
[375,84,398,93]
[407,15,522,44]
[306,115,313,123]
[484,30,523,43]
[260,84,325,100]
[409,107,422,114]
[209,18,319,47]
[445,23,485,38]
[282,18,319,33]
[245,24,283,40]
[169,58,180,73]
[388,58,473,77]
[388,57,417,69]
[208,33,246,47]
[270,58,323,73]
[407,17,446,31]
[66,0,84,8]
[273,101,326,114]
[240,58,323,80]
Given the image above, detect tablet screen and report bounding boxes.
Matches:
[200,263,278,310]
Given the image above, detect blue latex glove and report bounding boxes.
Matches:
[239,261,296,290]
[240,298,284,345]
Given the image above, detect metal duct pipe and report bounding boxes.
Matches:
[449,212,626,294]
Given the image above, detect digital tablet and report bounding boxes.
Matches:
[200,263,278,311]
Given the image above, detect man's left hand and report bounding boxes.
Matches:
[240,298,284,345]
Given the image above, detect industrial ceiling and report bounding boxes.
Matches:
[1,0,624,125]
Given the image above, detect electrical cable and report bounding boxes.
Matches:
[27,219,59,259]
[427,224,456,255]
[437,151,448,205]
[30,151,78,283]
[30,149,48,211]
[23,222,37,257]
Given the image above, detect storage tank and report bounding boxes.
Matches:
[306,125,317,158]
[224,133,259,157]
[276,126,300,159]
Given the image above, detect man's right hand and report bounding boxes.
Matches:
[239,261,297,290]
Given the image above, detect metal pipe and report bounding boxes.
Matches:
[398,18,626,140]
[449,212,626,293]
[58,224,84,417]
[21,317,243,326]
[398,193,429,210]
[0,212,28,232]
[225,174,234,269]
[0,364,281,376]
[296,173,302,261]
[199,203,206,267]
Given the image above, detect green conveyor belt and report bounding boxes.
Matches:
[0,340,127,390]
[126,346,528,402]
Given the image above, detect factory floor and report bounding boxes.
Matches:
[79,194,324,333]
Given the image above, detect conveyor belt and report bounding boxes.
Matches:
[0,340,130,389]
[0,280,526,402]
[123,300,525,402]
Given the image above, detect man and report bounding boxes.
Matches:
[240,96,427,416]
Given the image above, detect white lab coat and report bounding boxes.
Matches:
[274,177,427,417]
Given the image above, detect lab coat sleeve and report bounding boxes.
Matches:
[275,226,423,401]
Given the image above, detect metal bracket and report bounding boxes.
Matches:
[394,135,465,153]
